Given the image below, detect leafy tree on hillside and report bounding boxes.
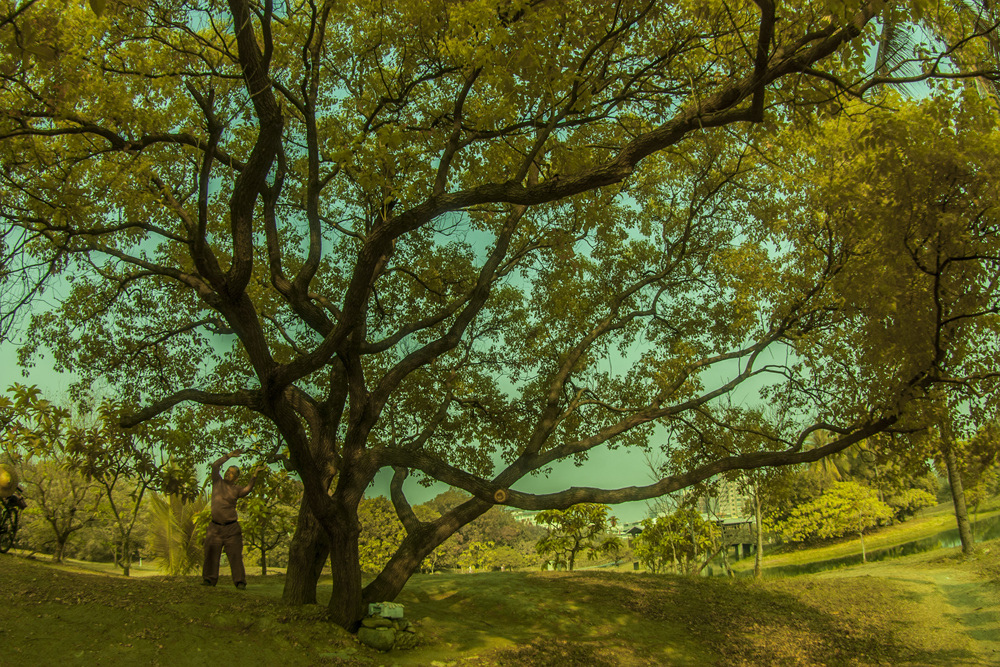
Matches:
[2,0,1000,629]
[535,503,621,571]
[778,481,893,562]
[408,488,544,571]
[633,506,719,575]
[358,496,406,575]
[363,490,540,573]
[457,540,495,571]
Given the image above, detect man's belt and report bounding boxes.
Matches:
[211,519,238,526]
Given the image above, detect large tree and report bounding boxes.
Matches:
[1,0,999,629]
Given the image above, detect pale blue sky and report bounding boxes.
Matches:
[1,335,667,522]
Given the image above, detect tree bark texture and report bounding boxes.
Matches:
[943,442,975,556]
[325,501,364,630]
[362,498,491,606]
[283,501,330,605]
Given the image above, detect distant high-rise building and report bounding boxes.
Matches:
[697,476,750,519]
[509,509,540,525]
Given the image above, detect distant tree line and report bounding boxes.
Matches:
[1,384,299,573]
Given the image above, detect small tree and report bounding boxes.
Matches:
[885,488,937,522]
[20,458,103,562]
[68,400,204,575]
[633,506,719,575]
[535,503,621,571]
[239,469,301,575]
[457,540,495,571]
[778,481,893,563]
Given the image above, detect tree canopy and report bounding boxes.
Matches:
[1,0,999,628]
[535,502,620,570]
[777,480,893,560]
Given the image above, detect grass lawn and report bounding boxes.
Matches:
[2,536,999,666]
[730,502,1000,573]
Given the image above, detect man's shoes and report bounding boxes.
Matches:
[235,582,246,590]
[201,580,215,587]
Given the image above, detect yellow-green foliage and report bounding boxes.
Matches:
[147,492,209,576]
[633,506,720,574]
[778,481,893,543]
[535,503,621,570]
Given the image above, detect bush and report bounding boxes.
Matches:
[885,488,937,521]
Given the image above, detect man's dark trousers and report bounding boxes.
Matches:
[202,520,246,586]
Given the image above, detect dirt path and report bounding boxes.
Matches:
[817,559,1000,665]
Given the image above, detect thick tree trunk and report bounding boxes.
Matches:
[363,498,492,606]
[943,442,975,556]
[363,537,427,604]
[283,501,330,605]
[261,548,267,576]
[325,502,364,630]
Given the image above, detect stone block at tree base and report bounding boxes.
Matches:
[367,601,404,618]
[392,630,419,650]
[356,614,421,652]
[357,627,396,652]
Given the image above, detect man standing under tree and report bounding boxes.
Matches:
[202,449,262,589]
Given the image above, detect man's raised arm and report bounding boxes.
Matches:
[238,464,264,498]
[212,449,243,480]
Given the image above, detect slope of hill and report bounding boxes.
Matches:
[2,539,998,666]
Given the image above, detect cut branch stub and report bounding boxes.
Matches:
[493,489,508,503]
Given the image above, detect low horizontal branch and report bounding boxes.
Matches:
[120,388,259,428]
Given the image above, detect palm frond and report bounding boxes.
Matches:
[147,492,208,575]
[873,17,920,97]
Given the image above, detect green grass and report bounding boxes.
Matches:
[731,502,1000,573]
[4,537,1000,666]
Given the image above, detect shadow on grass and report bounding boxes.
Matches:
[387,570,986,666]
[0,555,361,667]
[4,553,990,666]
